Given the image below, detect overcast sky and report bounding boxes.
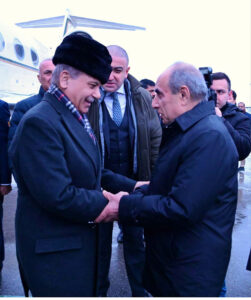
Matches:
[1,0,250,105]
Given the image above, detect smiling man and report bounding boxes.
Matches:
[8,34,142,297]
[96,62,239,297]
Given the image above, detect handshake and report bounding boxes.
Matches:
[95,181,149,223]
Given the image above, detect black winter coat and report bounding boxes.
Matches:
[8,86,45,146]
[221,102,251,160]
[0,100,11,184]
[119,101,238,297]
[9,94,136,297]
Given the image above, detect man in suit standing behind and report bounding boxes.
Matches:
[8,58,55,144]
[88,45,162,296]
[0,99,12,272]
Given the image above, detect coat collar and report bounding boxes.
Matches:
[221,101,241,117]
[42,93,100,175]
[175,101,215,132]
[39,86,46,97]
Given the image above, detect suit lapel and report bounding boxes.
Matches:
[44,93,100,176]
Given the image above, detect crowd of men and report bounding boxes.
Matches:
[0,31,251,297]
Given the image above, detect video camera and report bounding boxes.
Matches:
[199,67,217,105]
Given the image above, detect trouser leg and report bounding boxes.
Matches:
[122,224,146,297]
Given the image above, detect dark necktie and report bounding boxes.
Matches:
[112,92,122,126]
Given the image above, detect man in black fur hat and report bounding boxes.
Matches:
[9,33,145,297]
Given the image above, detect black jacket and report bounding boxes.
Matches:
[119,101,238,297]
[0,100,11,184]
[8,86,45,146]
[9,94,136,296]
[221,102,251,160]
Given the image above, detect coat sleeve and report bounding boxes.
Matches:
[101,168,136,193]
[9,116,108,223]
[222,116,251,161]
[0,101,11,184]
[119,130,237,228]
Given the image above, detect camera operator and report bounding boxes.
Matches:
[210,72,251,297]
[210,72,251,161]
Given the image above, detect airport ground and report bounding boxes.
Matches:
[0,157,251,297]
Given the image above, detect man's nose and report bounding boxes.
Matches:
[152,96,158,109]
[93,87,101,99]
[108,71,115,81]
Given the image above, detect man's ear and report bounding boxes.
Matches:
[228,90,233,100]
[125,66,130,78]
[180,86,190,105]
[59,71,70,89]
[37,74,41,84]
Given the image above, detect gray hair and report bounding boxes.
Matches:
[168,62,208,102]
[107,45,129,66]
[51,64,83,86]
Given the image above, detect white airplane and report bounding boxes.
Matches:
[0,10,145,107]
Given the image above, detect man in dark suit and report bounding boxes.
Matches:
[96,62,239,297]
[0,99,12,272]
[8,58,55,145]
[9,33,145,297]
[88,45,161,296]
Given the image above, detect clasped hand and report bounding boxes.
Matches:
[95,190,128,223]
[95,181,149,223]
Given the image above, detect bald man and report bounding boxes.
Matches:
[8,58,55,145]
[88,45,161,296]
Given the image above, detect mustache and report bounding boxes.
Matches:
[86,96,95,103]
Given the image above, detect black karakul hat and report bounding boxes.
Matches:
[53,35,112,84]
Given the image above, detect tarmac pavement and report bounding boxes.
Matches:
[0,157,251,297]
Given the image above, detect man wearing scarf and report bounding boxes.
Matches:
[9,34,144,297]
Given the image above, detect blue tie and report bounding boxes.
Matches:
[112,92,122,126]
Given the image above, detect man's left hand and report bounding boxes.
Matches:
[134,181,149,191]
[95,190,128,223]
[215,107,222,117]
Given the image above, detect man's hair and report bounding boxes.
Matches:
[232,90,237,100]
[168,62,208,102]
[211,72,231,91]
[140,79,155,88]
[51,64,82,86]
[107,45,129,65]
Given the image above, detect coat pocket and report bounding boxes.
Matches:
[35,236,82,254]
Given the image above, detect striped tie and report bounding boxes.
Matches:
[112,92,122,126]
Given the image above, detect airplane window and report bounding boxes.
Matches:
[30,48,39,66]
[14,38,25,60]
[0,32,5,51]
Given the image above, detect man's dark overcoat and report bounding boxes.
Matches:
[119,101,238,297]
[9,93,135,297]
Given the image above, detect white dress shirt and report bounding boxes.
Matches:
[104,85,126,118]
